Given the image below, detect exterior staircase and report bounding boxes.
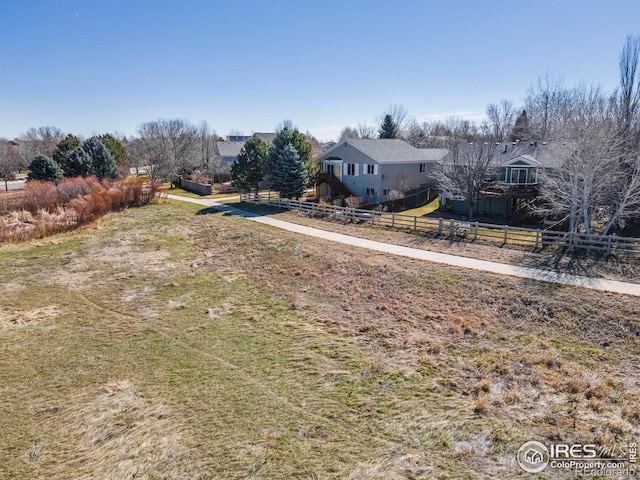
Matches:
[318,173,352,198]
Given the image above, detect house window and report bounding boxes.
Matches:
[382,188,390,196]
[510,168,528,184]
[346,163,358,176]
[366,164,377,175]
[419,163,427,173]
[366,187,376,196]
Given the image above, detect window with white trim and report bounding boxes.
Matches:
[346,163,358,176]
[365,187,376,196]
[366,164,377,175]
[419,163,427,173]
[382,188,390,196]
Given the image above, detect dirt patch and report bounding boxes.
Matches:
[0,305,61,331]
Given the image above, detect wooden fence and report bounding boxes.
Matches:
[240,193,640,256]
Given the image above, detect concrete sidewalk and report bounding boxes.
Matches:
[167,194,640,297]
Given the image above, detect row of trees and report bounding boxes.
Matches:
[231,125,317,198]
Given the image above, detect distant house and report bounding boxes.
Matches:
[215,142,246,167]
[254,132,277,144]
[441,141,569,219]
[216,132,277,167]
[315,138,448,203]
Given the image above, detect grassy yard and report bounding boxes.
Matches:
[400,197,440,217]
[0,201,638,479]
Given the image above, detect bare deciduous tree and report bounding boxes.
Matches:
[535,85,639,238]
[0,139,21,190]
[134,119,199,184]
[524,73,570,141]
[435,142,500,219]
[486,100,515,142]
[616,35,640,144]
[17,126,65,165]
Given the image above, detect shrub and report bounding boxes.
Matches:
[27,156,64,183]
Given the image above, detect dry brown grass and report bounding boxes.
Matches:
[0,200,638,479]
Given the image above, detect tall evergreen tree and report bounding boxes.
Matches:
[96,134,128,166]
[265,127,315,188]
[271,143,307,199]
[52,134,81,167]
[231,136,268,194]
[509,110,533,142]
[64,146,93,177]
[378,114,399,139]
[82,138,119,180]
[27,155,64,182]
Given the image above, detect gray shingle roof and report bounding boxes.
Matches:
[345,139,448,164]
[216,141,245,158]
[254,132,276,143]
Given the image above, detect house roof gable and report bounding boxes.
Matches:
[216,141,245,158]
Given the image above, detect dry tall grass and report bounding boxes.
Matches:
[0,177,161,242]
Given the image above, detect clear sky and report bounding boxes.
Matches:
[1,0,639,142]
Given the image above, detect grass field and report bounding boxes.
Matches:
[1,201,638,479]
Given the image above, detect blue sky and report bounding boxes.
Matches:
[1,0,639,141]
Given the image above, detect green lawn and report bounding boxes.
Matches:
[401,197,439,217]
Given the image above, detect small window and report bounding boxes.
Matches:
[365,187,376,196]
[382,188,390,196]
[367,164,375,175]
[347,164,355,175]
[419,163,427,173]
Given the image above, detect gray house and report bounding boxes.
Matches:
[215,142,245,167]
[315,138,447,203]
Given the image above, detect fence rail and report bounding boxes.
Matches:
[240,192,640,256]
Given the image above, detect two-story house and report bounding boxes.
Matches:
[442,141,569,219]
[315,138,448,203]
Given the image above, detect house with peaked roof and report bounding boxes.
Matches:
[215,141,246,167]
[216,132,277,167]
[441,141,571,220]
[315,138,448,203]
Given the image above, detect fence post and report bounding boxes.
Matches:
[414,216,417,230]
[278,197,282,208]
[268,191,271,204]
[534,230,540,250]
[503,226,508,245]
[449,219,455,237]
[606,236,612,256]
[473,222,478,241]
[438,218,443,235]
[391,212,395,228]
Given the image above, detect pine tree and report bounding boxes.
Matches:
[52,134,81,167]
[64,146,93,177]
[97,134,128,166]
[265,127,315,188]
[231,136,268,194]
[27,155,64,182]
[509,110,533,142]
[271,143,307,199]
[82,138,119,180]
[378,114,399,139]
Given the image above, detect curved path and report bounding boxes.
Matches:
[167,194,640,297]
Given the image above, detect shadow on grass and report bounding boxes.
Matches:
[514,248,640,279]
[194,202,276,219]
